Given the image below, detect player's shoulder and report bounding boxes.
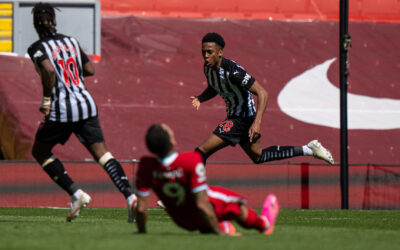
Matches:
[178,151,202,160]
[176,151,203,167]
[27,39,42,53]
[27,39,48,60]
[222,57,245,71]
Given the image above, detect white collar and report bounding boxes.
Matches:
[160,152,178,167]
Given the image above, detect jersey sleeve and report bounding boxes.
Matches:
[27,42,49,65]
[187,152,208,193]
[228,63,256,90]
[135,158,153,197]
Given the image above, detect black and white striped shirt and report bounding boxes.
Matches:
[28,34,97,122]
[204,57,256,118]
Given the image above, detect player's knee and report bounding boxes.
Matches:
[41,155,57,168]
[98,152,114,167]
[251,150,264,164]
[32,145,50,164]
[251,155,262,164]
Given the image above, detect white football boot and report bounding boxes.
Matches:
[307,140,334,165]
[66,189,91,222]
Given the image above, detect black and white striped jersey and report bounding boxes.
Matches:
[204,57,256,118]
[28,34,97,123]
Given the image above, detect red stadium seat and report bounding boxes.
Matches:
[277,0,314,19]
[197,0,239,14]
[312,0,339,20]
[362,0,400,21]
[101,0,156,13]
[156,0,197,13]
[237,0,280,13]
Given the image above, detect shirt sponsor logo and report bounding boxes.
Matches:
[242,73,251,86]
[153,168,183,179]
[33,50,43,58]
[51,45,78,60]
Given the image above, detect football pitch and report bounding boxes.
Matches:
[0,207,399,250]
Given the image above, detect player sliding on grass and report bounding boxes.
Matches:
[27,2,137,222]
[191,33,334,165]
[135,123,279,235]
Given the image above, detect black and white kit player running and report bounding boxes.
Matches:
[191,32,334,166]
[27,2,137,222]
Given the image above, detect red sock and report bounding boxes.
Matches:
[240,209,267,231]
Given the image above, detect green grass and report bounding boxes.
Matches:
[0,207,399,250]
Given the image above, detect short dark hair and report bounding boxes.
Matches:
[202,32,225,49]
[145,124,171,158]
[32,2,58,37]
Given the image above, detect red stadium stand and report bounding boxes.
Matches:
[237,0,284,19]
[101,0,156,14]
[310,0,339,20]
[156,0,198,14]
[1,16,400,165]
[100,0,400,22]
[277,0,315,19]
[362,0,400,22]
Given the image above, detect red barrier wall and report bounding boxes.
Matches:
[1,17,400,164]
[1,162,399,209]
[100,0,400,22]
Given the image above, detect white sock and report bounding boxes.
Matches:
[302,145,313,156]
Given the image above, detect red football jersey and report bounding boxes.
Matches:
[136,151,209,231]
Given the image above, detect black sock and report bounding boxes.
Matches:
[103,159,132,198]
[42,159,77,195]
[256,146,303,164]
[194,148,208,164]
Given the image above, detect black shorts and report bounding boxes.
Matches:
[212,117,260,146]
[35,116,105,145]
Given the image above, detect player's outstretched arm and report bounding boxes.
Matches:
[191,86,218,110]
[195,190,224,235]
[248,80,268,142]
[135,195,148,233]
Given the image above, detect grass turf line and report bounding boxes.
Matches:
[0,207,399,250]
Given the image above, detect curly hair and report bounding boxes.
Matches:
[32,2,58,37]
[202,32,225,49]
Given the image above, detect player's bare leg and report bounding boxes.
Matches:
[195,134,230,163]
[85,142,137,222]
[85,141,108,162]
[239,137,263,163]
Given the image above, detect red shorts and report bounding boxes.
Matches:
[207,185,247,221]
